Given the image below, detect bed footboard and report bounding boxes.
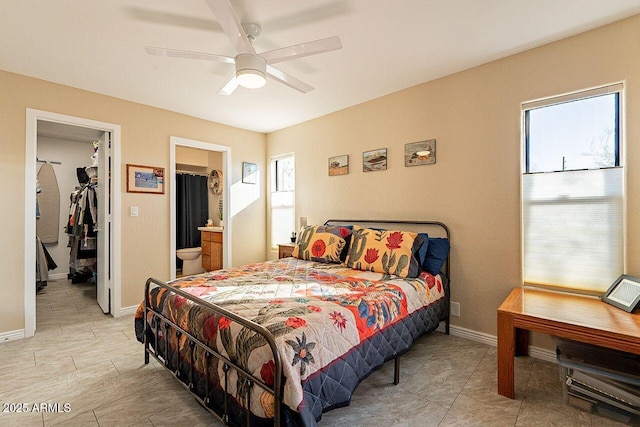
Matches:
[143,277,283,426]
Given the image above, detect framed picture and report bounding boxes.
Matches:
[363,148,387,172]
[329,155,349,176]
[126,164,164,194]
[602,274,640,313]
[405,139,436,167]
[242,162,257,184]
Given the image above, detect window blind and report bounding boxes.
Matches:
[522,167,624,293]
[270,154,295,249]
[270,191,294,248]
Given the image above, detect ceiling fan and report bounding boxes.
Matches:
[144,0,342,95]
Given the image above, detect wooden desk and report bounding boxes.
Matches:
[497,287,640,399]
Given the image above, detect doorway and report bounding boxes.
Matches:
[25,109,122,337]
[169,136,231,280]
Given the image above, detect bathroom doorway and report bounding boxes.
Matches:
[169,136,231,280]
[25,109,122,337]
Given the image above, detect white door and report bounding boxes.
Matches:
[96,132,111,313]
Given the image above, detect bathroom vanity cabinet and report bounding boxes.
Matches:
[201,230,223,271]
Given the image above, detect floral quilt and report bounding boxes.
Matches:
[135,257,447,426]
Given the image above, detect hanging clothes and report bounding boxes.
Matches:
[36,176,42,218]
[36,163,61,243]
[65,179,98,282]
[36,236,48,292]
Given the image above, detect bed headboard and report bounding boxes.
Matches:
[323,219,450,278]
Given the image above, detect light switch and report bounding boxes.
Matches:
[131,206,139,217]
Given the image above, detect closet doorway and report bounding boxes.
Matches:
[169,136,231,280]
[25,109,122,337]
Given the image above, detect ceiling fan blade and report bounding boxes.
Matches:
[261,36,342,65]
[145,46,235,64]
[266,65,314,93]
[205,0,255,54]
[218,73,240,95]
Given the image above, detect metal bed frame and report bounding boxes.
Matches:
[144,278,283,425]
[142,219,450,426]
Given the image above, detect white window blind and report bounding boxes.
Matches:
[270,154,295,249]
[522,168,623,292]
[522,84,624,294]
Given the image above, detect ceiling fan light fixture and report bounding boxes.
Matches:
[235,53,266,89]
[236,69,266,88]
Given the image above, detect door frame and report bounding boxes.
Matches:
[169,136,231,279]
[25,109,122,337]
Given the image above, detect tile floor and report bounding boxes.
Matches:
[0,279,627,426]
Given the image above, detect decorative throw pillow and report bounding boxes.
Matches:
[422,237,450,275]
[416,232,430,267]
[344,225,422,278]
[292,225,350,263]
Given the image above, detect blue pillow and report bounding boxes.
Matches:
[422,237,450,275]
[417,232,430,266]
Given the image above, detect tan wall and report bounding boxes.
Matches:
[0,70,266,333]
[176,146,210,168]
[266,16,640,347]
[175,146,224,225]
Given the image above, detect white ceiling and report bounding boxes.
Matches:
[38,121,104,143]
[2,1,640,133]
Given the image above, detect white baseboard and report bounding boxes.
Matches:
[450,324,497,347]
[117,305,138,316]
[449,324,557,363]
[528,346,557,363]
[0,329,25,343]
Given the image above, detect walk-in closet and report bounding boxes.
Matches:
[35,121,107,324]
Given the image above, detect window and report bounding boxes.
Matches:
[522,84,624,293]
[270,154,295,249]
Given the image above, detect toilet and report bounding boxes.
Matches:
[176,247,205,275]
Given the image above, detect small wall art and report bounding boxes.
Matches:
[328,155,349,176]
[242,161,257,184]
[126,164,164,194]
[363,148,387,172]
[405,139,436,167]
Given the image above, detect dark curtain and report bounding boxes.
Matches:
[176,173,209,250]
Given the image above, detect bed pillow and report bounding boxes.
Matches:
[422,237,450,275]
[365,228,427,271]
[335,225,353,261]
[416,232,430,267]
[292,225,350,263]
[354,227,426,273]
[344,225,422,278]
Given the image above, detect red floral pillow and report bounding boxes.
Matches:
[344,225,421,278]
[291,225,349,263]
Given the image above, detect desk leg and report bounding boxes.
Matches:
[497,311,515,399]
